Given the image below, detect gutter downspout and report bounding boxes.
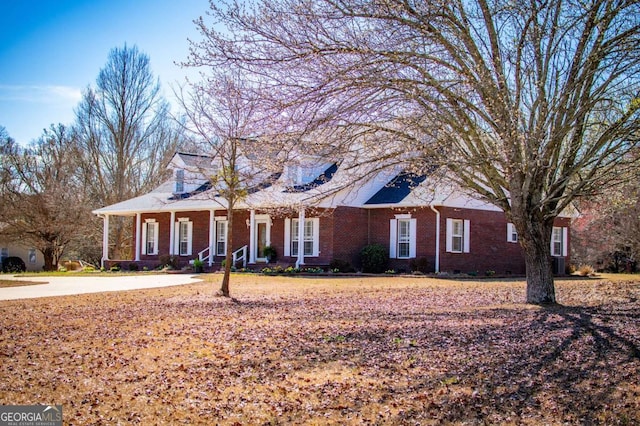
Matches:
[429,204,440,273]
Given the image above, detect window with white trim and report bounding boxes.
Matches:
[292,219,314,256]
[389,215,417,259]
[452,220,463,252]
[551,226,568,257]
[142,220,159,255]
[446,218,470,253]
[174,218,193,256]
[284,218,320,257]
[398,220,411,258]
[216,220,227,256]
[507,223,518,243]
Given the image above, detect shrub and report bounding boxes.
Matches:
[263,246,277,262]
[128,262,139,271]
[329,259,355,273]
[158,255,179,270]
[409,257,430,273]
[2,256,26,273]
[62,260,82,271]
[193,258,204,273]
[577,264,595,276]
[360,244,389,274]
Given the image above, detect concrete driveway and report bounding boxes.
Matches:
[0,274,203,301]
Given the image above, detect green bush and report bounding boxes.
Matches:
[193,258,204,273]
[128,262,139,271]
[263,246,277,262]
[360,244,389,273]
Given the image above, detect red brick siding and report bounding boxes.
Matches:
[437,207,526,275]
[269,208,336,267]
[130,205,571,274]
[331,207,369,268]
[139,212,171,260]
[367,207,438,273]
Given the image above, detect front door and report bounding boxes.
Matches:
[254,217,271,262]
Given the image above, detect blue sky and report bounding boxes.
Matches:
[0,0,209,145]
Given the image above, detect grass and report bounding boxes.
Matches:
[0,274,638,425]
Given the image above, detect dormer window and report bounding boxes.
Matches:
[175,169,185,193]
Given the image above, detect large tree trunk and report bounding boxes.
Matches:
[519,221,556,305]
[41,247,56,271]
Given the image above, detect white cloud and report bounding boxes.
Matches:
[0,84,82,105]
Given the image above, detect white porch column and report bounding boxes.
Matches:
[169,211,176,255]
[248,209,256,264]
[134,213,141,261]
[296,207,305,268]
[208,209,215,266]
[101,214,110,268]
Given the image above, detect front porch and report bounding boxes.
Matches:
[98,207,325,271]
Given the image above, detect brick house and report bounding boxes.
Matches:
[93,152,573,275]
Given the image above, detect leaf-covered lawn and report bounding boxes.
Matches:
[0,278,47,288]
[1,275,638,425]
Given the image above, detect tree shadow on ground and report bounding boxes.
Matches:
[382,302,640,424]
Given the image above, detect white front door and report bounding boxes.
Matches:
[254,216,271,262]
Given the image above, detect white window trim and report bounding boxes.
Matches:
[174,218,193,256]
[389,215,417,259]
[446,218,470,253]
[141,219,159,255]
[507,223,518,243]
[28,249,37,264]
[551,226,568,257]
[284,217,320,257]
[215,218,228,257]
[175,169,185,193]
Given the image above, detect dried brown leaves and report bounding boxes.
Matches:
[0,276,639,425]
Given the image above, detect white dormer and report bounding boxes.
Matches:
[283,158,334,186]
[168,152,215,194]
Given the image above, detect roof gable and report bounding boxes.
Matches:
[364,172,427,205]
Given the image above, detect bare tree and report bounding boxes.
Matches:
[178,70,280,297]
[0,124,90,270]
[75,45,179,258]
[188,0,640,304]
[573,176,640,272]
